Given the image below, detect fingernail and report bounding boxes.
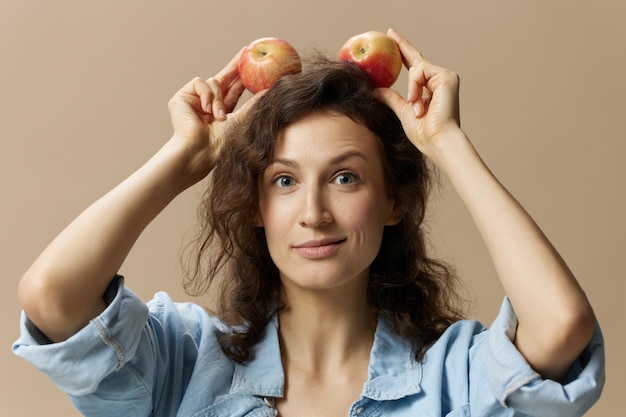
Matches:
[206,103,212,114]
[218,109,225,120]
[413,103,419,117]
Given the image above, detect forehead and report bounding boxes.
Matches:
[273,111,382,161]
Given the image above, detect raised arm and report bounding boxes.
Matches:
[376,29,595,381]
[18,50,251,343]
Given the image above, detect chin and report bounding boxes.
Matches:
[279,267,369,294]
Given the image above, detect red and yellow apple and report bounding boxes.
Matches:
[238,37,302,93]
[338,31,403,88]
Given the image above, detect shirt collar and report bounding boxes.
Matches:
[229,315,422,401]
[230,316,285,398]
[362,316,423,400]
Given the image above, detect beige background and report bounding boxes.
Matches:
[1,0,623,415]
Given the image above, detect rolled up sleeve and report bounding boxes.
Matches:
[12,276,150,396]
[481,297,605,417]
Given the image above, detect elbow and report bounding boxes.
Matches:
[516,296,597,381]
[18,267,93,343]
[18,267,48,326]
[557,299,597,354]
[544,298,596,364]
[539,289,597,358]
[18,267,62,341]
[529,299,597,381]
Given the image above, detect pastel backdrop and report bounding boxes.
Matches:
[2,1,623,415]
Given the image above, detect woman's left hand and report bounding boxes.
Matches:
[377,30,597,382]
[374,29,462,160]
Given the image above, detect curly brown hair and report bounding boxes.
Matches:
[185,54,465,363]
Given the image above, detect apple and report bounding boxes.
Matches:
[338,31,402,88]
[238,37,302,93]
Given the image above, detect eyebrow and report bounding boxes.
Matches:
[271,150,369,169]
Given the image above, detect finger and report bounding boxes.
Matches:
[419,87,433,118]
[387,28,429,69]
[176,77,214,114]
[214,90,264,140]
[373,87,415,125]
[197,79,215,114]
[407,65,424,103]
[421,86,433,108]
[206,77,226,120]
[228,89,266,123]
[407,64,433,117]
[407,61,453,118]
[212,47,246,89]
[205,47,247,120]
[387,29,431,117]
[222,78,245,113]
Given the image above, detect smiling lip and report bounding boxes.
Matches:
[292,238,346,259]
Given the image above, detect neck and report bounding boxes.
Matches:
[278,281,377,377]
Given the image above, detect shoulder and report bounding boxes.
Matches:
[146,291,225,337]
[426,317,488,358]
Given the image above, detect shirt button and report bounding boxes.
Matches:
[356,407,364,414]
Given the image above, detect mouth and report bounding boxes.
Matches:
[292,238,347,259]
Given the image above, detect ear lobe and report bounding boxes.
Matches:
[385,213,401,226]
[385,201,402,226]
[253,211,264,228]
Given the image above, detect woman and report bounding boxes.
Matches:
[14,29,604,416]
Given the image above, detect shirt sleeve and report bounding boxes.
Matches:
[478,297,605,417]
[13,275,235,416]
[13,276,151,396]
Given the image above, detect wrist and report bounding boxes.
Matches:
[159,133,215,192]
[424,128,477,173]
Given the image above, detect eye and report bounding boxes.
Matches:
[333,172,358,185]
[274,175,296,188]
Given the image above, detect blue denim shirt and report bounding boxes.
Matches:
[13,277,604,417]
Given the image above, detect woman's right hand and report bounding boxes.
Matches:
[17,49,259,342]
[167,48,252,185]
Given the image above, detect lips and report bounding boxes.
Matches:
[292,237,347,259]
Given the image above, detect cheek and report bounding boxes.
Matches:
[257,189,274,226]
[260,197,281,220]
[341,194,393,234]
[258,197,291,240]
[365,185,394,218]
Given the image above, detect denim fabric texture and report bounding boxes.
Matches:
[13,276,605,417]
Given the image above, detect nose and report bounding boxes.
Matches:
[299,184,333,227]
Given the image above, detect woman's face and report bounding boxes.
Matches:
[258,111,397,294]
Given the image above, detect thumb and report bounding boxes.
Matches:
[373,88,419,125]
[228,90,266,124]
